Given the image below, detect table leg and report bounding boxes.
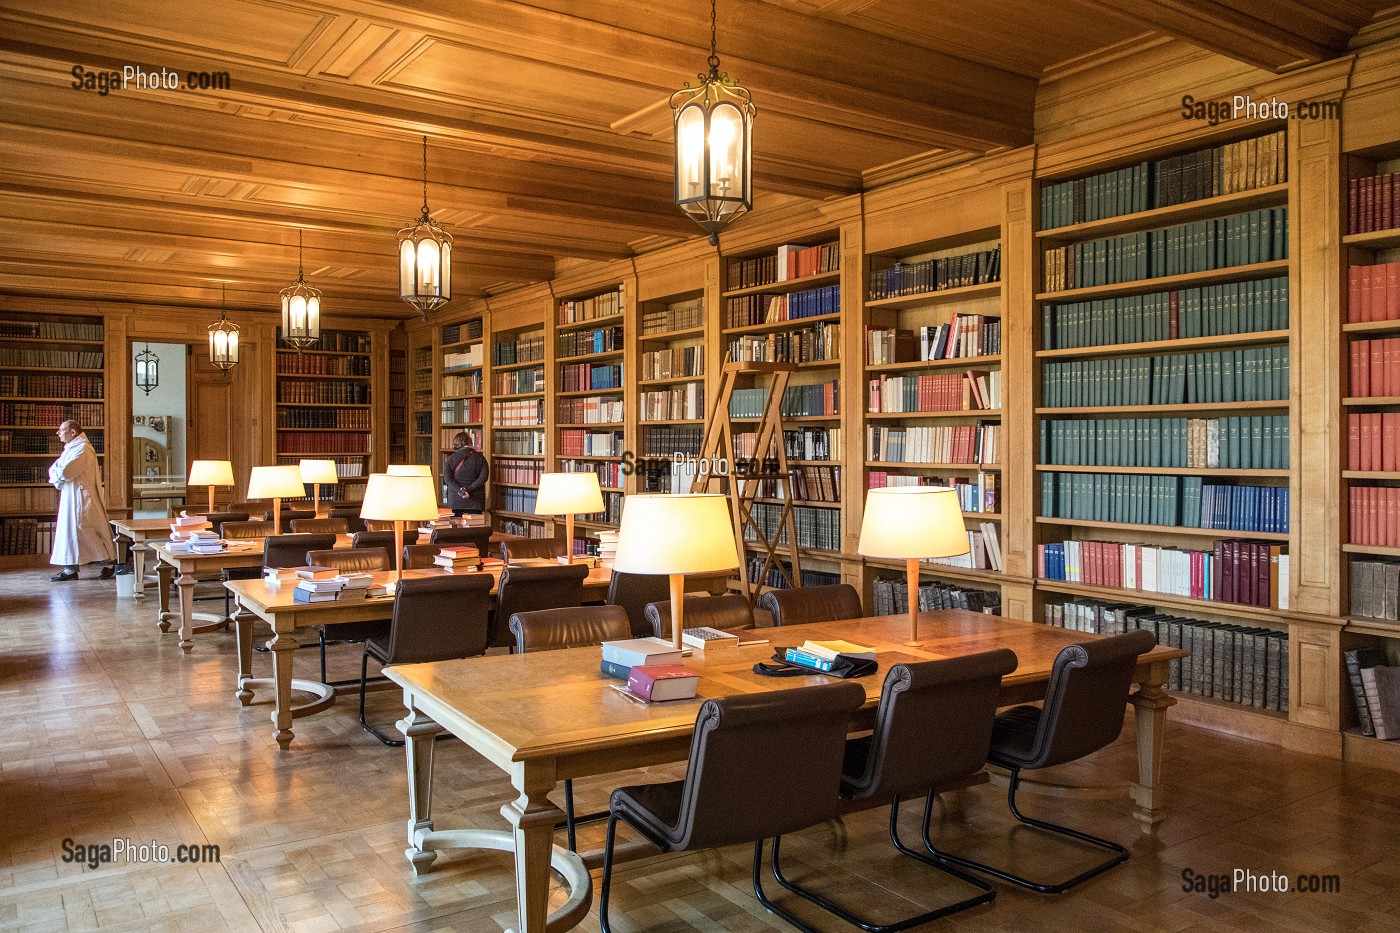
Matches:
[269,630,298,749]
[175,571,197,652]
[1128,661,1174,835]
[504,761,567,933]
[156,563,174,632]
[235,607,255,706]
[400,703,445,875]
[130,539,149,599]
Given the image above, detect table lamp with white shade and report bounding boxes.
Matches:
[613,494,739,649]
[535,472,604,564]
[298,459,339,517]
[857,486,968,647]
[387,464,432,476]
[359,472,439,590]
[187,459,235,514]
[246,465,306,535]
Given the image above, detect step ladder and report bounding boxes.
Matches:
[690,361,802,605]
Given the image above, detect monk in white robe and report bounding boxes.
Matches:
[48,420,116,581]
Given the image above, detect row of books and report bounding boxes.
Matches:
[641,345,703,381]
[497,487,538,514]
[493,430,545,456]
[440,319,482,345]
[1038,538,1289,609]
[276,382,369,405]
[1348,337,1400,397]
[0,431,102,454]
[492,399,544,426]
[276,408,371,429]
[1043,208,1288,292]
[641,297,703,335]
[1047,599,1289,712]
[0,402,104,428]
[866,316,1000,366]
[640,426,702,457]
[867,422,999,466]
[441,372,481,397]
[1042,472,1289,534]
[871,577,999,615]
[1040,130,1286,229]
[868,246,1001,300]
[0,349,103,369]
[499,519,546,537]
[0,374,104,399]
[275,455,364,478]
[869,471,999,515]
[0,487,59,511]
[746,557,841,590]
[1039,416,1289,470]
[1344,650,1400,739]
[275,354,369,376]
[1042,347,1288,407]
[1347,413,1398,472]
[1349,564,1400,622]
[439,398,482,425]
[773,464,840,503]
[283,331,370,354]
[493,366,544,396]
[558,325,624,358]
[746,503,841,553]
[492,332,545,366]
[443,344,483,372]
[724,285,840,329]
[1347,172,1399,235]
[867,370,1000,413]
[559,429,623,457]
[729,381,839,419]
[779,426,841,462]
[414,412,431,435]
[276,432,369,454]
[0,319,101,341]
[595,491,624,524]
[559,363,622,392]
[1042,277,1288,350]
[558,396,623,425]
[1349,487,1400,548]
[640,383,703,421]
[438,428,482,452]
[0,517,55,555]
[557,285,625,325]
[561,459,622,489]
[726,242,839,291]
[0,465,44,484]
[727,323,839,364]
[1348,262,1400,323]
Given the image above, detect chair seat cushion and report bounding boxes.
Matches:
[839,735,874,798]
[988,704,1042,768]
[320,619,391,643]
[610,780,686,851]
[365,636,391,663]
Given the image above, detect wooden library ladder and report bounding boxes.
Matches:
[691,361,803,606]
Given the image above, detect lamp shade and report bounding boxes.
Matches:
[535,472,604,516]
[187,460,235,488]
[386,463,433,477]
[299,459,339,485]
[613,494,738,575]
[857,487,968,560]
[246,465,306,500]
[359,473,439,522]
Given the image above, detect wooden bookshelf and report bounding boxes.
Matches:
[388,337,407,465]
[636,290,706,494]
[409,336,434,469]
[275,327,373,505]
[489,317,547,538]
[438,316,484,457]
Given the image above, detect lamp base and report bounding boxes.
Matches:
[903,641,925,648]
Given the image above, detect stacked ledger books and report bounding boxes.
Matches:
[599,638,699,702]
[433,546,480,572]
[293,566,343,603]
[334,572,373,600]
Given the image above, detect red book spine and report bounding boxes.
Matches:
[1349,177,1359,236]
[1385,413,1400,473]
[1349,265,1362,324]
[1387,262,1400,321]
[1370,341,1385,398]
[1389,488,1399,549]
[1384,173,1395,231]
[1349,413,1361,471]
[1349,487,1358,545]
[1351,340,1365,397]
[1366,486,1378,547]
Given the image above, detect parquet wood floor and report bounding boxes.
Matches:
[2,567,1398,932]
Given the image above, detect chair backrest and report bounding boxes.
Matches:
[401,543,440,570]
[221,519,273,540]
[200,511,250,529]
[757,584,863,627]
[509,605,631,653]
[492,562,589,648]
[262,533,337,570]
[843,650,1019,801]
[605,571,673,639]
[351,530,420,569]
[328,507,366,534]
[432,526,493,553]
[384,574,494,664]
[1022,629,1158,769]
[364,519,396,532]
[666,682,865,851]
[291,517,348,535]
[501,537,560,561]
[645,594,753,640]
[307,547,390,573]
[225,502,265,518]
[274,508,316,533]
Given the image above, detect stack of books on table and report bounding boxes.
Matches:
[167,513,210,550]
[263,566,298,588]
[293,566,344,603]
[459,513,487,527]
[433,546,480,572]
[188,530,224,554]
[596,531,618,566]
[334,571,374,600]
[418,517,454,534]
[600,638,700,703]
[784,639,875,672]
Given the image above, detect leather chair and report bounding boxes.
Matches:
[213,516,266,618]
[431,525,493,553]
[263,533,337,570]
[508,604,632,849]
[605,571,672,639]
[274,508,316,533]
[359,574,494,745]
[758,583,863,627]
[645,594,753,640]
[226,501,265,518]
[401,543,440,570]
[305,547,393,685]
[927,629,1157,893]
[328,506,366,534]
[598,682,867,933]
[221,520,273,539]
[291,517,348,535]
[501,537,560,561]
[491,563,589,649]
[765,651,1018,931]
[363,519,396,532]
[199,510,250,528]
[351,530,420,569]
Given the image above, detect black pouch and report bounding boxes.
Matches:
[753,648,878,679]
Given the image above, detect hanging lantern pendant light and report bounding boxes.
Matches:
[397,135,453,318]
[134,342,160,395]
[670,0,756,245]
[280,229,322,351]
[209,283,240,372]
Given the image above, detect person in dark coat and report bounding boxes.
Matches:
[444,432,489,515]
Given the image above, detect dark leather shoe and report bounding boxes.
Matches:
[98,565,116,580]
[50,570,79,582]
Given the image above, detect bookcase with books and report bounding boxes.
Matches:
[863,228,1005,593]
[721,236,847,580]
[0,311,105,561]
[490,318,548,538]
[554,283,628,551]
[636,289,706,494]
[439,315,484,459]
[275,327,373,505]
[1033,126,1295,724]
[410,337,434,469]
[388,338,407,465]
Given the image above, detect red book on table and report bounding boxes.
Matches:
[626,665,699,702]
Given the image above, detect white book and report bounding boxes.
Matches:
[1123,544,1137,590]
[602,638,683,669]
